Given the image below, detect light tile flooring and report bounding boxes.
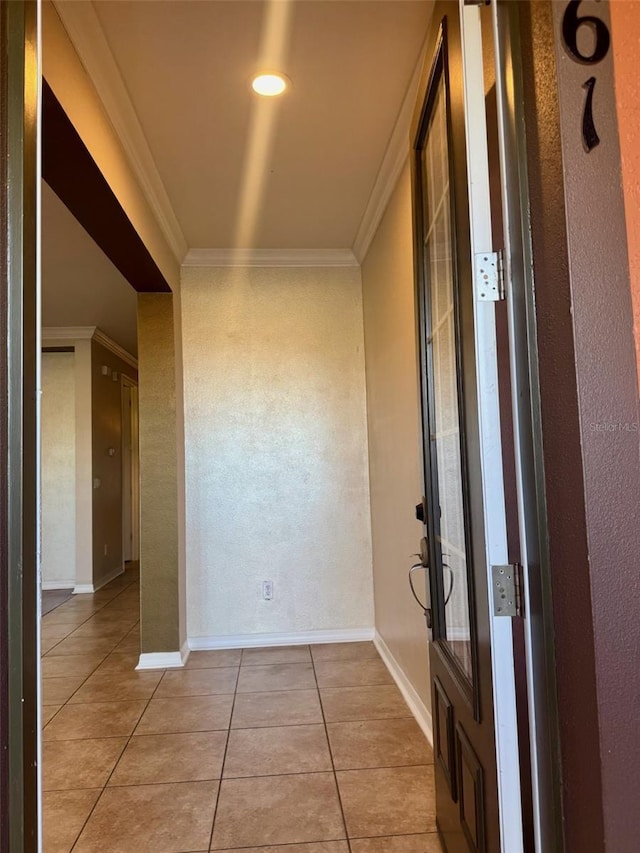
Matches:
[42,565,441,852]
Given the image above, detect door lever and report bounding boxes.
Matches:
[409,564,432,629]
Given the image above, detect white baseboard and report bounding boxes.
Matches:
[73,564,125,596]
[41,580,75,591]
[188,627,375,651]
[136,644,189,671]
[374,630,433,747]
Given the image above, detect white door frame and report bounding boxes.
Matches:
[458,4,524,851]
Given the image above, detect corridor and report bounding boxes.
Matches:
[41,567,440,852]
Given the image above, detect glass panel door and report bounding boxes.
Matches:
[422,75,473,682]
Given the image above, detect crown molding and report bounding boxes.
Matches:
[42,325,97,341]
[352,41,426,264]
[52,0,188,264]
[93,329,138,370]
[42,326,137,369]
[183,248,360,268]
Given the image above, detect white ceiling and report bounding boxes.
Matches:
[41,182,138,356]
[42,1,432,340]
[87,0,434,251]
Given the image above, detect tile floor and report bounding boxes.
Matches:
[41,565,442,852]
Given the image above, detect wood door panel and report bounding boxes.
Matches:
[456,723,487,853]
[434,676,457,800]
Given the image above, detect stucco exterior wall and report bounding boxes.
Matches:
[611,1,640,385]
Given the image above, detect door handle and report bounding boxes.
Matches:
[409,536,432,629]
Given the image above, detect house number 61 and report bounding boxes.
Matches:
[561,0,611,151]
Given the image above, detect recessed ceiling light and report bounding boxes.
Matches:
[251,73,288,97]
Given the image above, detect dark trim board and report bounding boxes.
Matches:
[2,2,39,849]
[42,79,172,294]
[42,346,74,353]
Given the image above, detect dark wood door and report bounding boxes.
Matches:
[411,6,500,852]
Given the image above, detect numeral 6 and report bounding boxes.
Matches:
[562,0,610,64]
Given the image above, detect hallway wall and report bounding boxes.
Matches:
[91,339,138,590]
[181,265,374,642]
[41,351,76,589]
[361,162,431,718]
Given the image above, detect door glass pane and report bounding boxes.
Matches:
[422,78,472,681]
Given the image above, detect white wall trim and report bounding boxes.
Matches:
[374,631,433,747]
[352,41,426,264]
[136,650,187,671]
[189,627,375,651]
[52,0,188,264]
[72,583,95,595]
[42,325,96,342]
[73,564,124,596]
[93,329,138,370]
[42,580,75,591]
[42,326,137,369]
[183,248,360,269]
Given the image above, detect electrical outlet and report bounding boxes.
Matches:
[262,580,274,601]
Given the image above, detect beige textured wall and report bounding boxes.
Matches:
[91,340,137,589]
[41,352,76,589]
[181,265,374,640]
[42,0,179,290]
[361,162,431,712]
[138,294,181,653]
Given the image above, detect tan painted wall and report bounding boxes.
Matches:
[91,340,137,589]
[181,265,373,641]
[137,294,181,653]
[611,1,640,385]
[361,162,431,713]
[41,352,76,589]
[42,0,180,290]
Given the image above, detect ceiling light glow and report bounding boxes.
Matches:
[252,73,288,97]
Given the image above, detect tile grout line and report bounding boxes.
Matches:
[207,655,242,851]
[310,650,353,853]
[41,574,141,730]
[68,661,166,852]
[41,569,153,853]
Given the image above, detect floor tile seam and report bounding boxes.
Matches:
[208,655,241,851]
[333,763,433,776]
[235,686,324,694]
[42,641,121,729]
[237,659,313,668]
[209,842,349,853]
[209,834,348,853]
[68,652,165,851]
[44,778,221,795]
[219,768,341,782]
[240,645,312,662]
[43,636,123,659]
[42,575,138,654]
[347,830,441,840]
[228,721,330,732]
[310,652,353,853]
